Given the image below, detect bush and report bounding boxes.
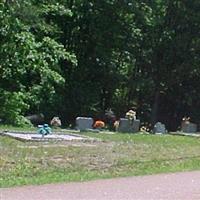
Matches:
[0,91,32,127]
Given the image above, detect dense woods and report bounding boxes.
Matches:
[0,0,200,130]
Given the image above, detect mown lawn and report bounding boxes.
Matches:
[0,131,200,188]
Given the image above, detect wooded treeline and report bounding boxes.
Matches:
[0,0,200,130]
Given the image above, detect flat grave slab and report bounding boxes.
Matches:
[1,131,91,142]
[170,132,200,137]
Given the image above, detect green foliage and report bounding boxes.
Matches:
[41,2,73,17]
[0,90,32,126]
[0,0,200,128]
[0,0,76,125]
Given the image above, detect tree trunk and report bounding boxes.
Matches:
[151,91,160,127]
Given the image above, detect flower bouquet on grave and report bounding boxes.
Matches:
[125,110,136,125]
[38,124,52,137]
[93,120,105,130]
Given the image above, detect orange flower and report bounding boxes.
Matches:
[93,120,105,128]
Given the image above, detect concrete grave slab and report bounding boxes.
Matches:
[170,132,200,137]
[1,132,90,142]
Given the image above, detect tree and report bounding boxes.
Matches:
[0,0,76,125]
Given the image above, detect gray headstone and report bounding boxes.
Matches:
[118,118,140,133]
[132,120,140,132]
[182,123,197,133]
[76,117,93,131]
[153,122,166,134]
[26,113,44,125]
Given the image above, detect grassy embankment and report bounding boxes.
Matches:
[0,127,200,187]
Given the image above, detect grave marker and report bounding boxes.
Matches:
[118,118,140,133]
[153,122,166,134]
[76,117,93,131]
[182,123,197,133]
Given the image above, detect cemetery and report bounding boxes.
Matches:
[1,2,200,196]
[1,109,200,144]
[0,107,200,188]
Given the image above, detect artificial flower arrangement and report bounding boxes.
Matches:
[125,110,136,121]
[93,120,105,129]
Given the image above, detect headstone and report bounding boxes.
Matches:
[118,118,140,133]
[26,113,44,125]
[182,123,197,133]
[76,117,93,131]
[132,120,140,132]
[153,122,166,134]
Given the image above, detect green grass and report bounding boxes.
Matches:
[0,125,37,132]
[0,131,200,188]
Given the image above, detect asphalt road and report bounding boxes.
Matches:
[1,171,200,200]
